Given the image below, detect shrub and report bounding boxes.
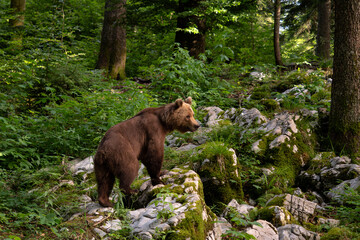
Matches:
[0,80,156,169]
[144,45,236,107]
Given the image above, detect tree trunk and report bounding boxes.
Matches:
[9,0,26,48]
[96,0,126,80]
[329,0,360,157]
[316,0,331,60]
[274,0,283,66]
[175,0,206,58]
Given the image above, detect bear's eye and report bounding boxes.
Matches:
[186,115,190,120]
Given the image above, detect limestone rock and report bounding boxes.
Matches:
[258,206,294,227]
[101,219,122,232]
[267,194,317,222]
[176,143,198,152]
[297,156,360,192]
[69,156,94,175]
[244,220,278,240]
[250,71,266,81]
[330,156,351,167]
[235,108,268,128]
[128,169,215,239]
[206,217,232,240]
[203,106,224,126]
[195,145,243,205]
[326,176,360,203]
[223,108,237,121]
[278,224,320,240]
[248,111,315,170]
[320,163,360,189]
[221,199,254,218]
[276,85,310,102]
[318,218,340,227]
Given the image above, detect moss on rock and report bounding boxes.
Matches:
[321,227,353,240]
[167,201,215,240]
[191,142,244,208]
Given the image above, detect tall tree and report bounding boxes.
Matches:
[274,0,283,66]
[175,0,206,58]
[316,0,331,60]
[283,0,332,61]
[9,0,26,48]
[329,0,360,156]
[96,0,127,80]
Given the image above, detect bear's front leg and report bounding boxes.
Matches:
[143,157,165,186]
[141,139,166,186]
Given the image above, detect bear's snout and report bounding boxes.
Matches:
[190,123,200,132]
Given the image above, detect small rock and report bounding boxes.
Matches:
[203,106,224,127]
[330,156,351,167]
[278,224,320,240]
[244,220,278,240]
[318,218,340,227]
[102,219,122,232]
[267,194,317,222]
[327,176,360,203]
[177,143,198,152]
[206,217,232,240]
[93,228,107,238]
[222,199,254,217]
[250,71,266,80]
[70,156,94,175]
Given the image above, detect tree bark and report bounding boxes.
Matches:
[96,0,126,80]
[329,0,360,157]
[175,0,206,58]
[10,0,26,27]
[9,0,26,48]
[316,0,331,60]
[274,0,283,66]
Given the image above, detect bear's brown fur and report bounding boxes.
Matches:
[94,97,200,207]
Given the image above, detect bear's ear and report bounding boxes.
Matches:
[184,97,192,105]
[175,99,183,108]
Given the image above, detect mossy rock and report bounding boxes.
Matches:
[260,129,316,191]
[305,152,335,175]
[191,142,244,208]
[251,85,272,100]
[257,206,296,227]
[321,227,354,240]
[167,202,216,240]
[260,99,280,111]
[129,168,216,240]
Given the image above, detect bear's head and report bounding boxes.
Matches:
[166,97,200,133]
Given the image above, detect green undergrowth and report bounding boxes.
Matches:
[242,69,331,112]
[0,80,156,170]
[0,164,89,239]
[191,142,244,209]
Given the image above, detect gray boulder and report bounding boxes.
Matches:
[267,194,317,222]
[128,168,216,239]
[244,220,278,240]
[327,176,360,203]
[278,224,320,240]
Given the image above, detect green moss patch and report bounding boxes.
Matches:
[191,142,244,207]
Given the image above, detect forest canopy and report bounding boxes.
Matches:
[0,0,334,168]
[3,0,360,240]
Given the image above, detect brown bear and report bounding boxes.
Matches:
[94,97,200,207]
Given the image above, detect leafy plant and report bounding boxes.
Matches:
[153,188,179,221]
[221,205,261,240]
[145,45,236,107]
[332,187,360,231]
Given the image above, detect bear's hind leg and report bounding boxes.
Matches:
[97,171,115,207]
